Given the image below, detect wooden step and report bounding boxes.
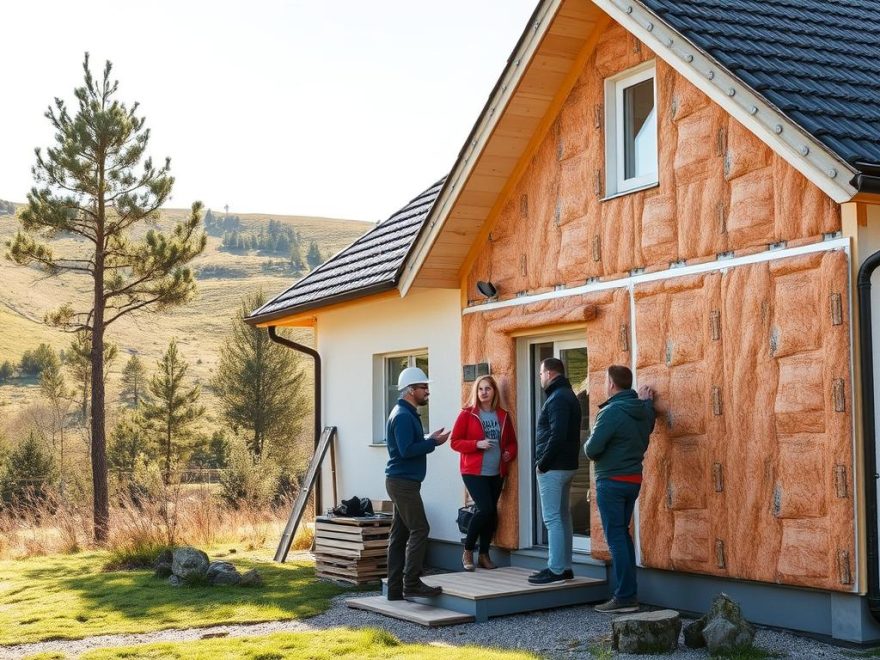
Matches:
[346,595,475,626]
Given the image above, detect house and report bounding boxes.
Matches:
[246,0,880,642]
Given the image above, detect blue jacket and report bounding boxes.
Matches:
[385,399,436,482]
[585,389,655,480]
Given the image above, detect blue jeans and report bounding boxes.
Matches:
[537,469,577,574]
[596,479,641,601]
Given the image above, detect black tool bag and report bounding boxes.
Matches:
[331,496,374,517]
[456,504,476,534]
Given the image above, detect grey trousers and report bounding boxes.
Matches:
[385,477,430,594]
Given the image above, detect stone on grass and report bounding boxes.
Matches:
[612,609,681,654]
[684,593,755,653]
[207,561,241,586]
[154,549,173,578]
[239,568,264,588]
[172,547,210,581]
[169,574,183,587]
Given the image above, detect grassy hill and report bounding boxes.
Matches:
[0,205,370,432]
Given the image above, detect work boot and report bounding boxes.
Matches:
[404,580,443,599]
[478,553,497,570]
[462,549,475,572]
[594,597,639,613]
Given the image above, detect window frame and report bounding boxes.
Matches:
[371,349,430,446]
[605,61,658,197]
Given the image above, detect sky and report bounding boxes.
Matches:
[0,1,538,222]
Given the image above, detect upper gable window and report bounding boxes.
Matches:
[605,62,658,196]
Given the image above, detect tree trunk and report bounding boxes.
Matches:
[91,171,109,543]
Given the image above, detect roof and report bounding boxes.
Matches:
[640,0,880,168]
[246,178,445,325]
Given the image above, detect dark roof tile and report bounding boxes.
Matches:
[642,0,880,165]
[248,178,445,322]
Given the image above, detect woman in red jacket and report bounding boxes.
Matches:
[450,375,517,571]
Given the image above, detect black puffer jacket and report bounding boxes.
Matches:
[535,376,582,472]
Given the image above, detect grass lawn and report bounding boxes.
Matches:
[63,628,539,659]
[0,550,352,645]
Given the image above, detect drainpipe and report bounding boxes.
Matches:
[268,326,322,514]
[858,249,880,621]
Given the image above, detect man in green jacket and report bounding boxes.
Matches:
[585,365,655,613]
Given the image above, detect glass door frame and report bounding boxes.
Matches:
[515,330,592,554]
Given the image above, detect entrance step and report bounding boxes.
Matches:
[379,566,608,622]
[346,596,475,626]
[510,548,609,581]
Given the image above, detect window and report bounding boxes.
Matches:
[605,63,657,196]
[374,351,429,443]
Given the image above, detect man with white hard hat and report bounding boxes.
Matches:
[385,366,450,601]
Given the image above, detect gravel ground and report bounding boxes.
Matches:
[1,587,864,659]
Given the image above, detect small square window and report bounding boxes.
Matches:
[605,63,658,196]
[373,350,429,444]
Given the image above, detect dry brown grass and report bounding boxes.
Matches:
[0,485,315,561]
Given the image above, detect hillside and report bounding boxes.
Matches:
[0,205,371,430]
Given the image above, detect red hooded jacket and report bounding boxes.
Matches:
[450,405,518,477]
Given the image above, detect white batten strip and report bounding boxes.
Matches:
[462,236,849,315]
[590,0,856,203]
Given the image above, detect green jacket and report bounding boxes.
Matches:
[584,389,655,480]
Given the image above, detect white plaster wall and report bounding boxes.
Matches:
[314,287,464,542]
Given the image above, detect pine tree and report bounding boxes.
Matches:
[7,54,206,540]
[39,355,72,487]
[0,361,13,382]
[1,431,56,507]
[120,354,146,407]
[306,240,322,269]
[107,411,150,473]
[66,331,117,423]
[212,292,307,459]
[141,340,205,483]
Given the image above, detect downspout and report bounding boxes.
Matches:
[268,326,323,515]
[858,249,880,621]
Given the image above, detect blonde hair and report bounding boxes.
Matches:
[469,375,501,410]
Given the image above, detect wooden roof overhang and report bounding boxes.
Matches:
[401,0,862,296]
[400,0,608,294]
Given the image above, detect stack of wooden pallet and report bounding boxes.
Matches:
[314,514,392,585]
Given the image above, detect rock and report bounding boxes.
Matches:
[207,561,241,586]
[154,548,173,577]
[684,593,755,653]
[683,619,707,648]
[612,609,681,654]
[169,574,183,587]
[239,568,264,588]
[171,547,210,581]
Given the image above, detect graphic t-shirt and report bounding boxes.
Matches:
[478,409,501,476]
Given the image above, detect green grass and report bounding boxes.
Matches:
[75,628,539,660]
[0,550,351,645]
[710,649,784,659]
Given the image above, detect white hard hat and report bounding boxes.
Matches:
[398,366,431,390]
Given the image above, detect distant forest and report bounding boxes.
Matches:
[0,200,15,215]
[203,209,322,270]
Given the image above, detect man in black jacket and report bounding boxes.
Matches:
[528,357,581,584]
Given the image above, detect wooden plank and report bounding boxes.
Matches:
[314,546,388,559]
[395,567,605,600]
[314,537,389,551]
[313,528,389,542]
[315,515,392,527]
[275,427,336,562]
[346,596,475,627]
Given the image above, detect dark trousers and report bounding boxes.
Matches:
[462,474,503,554]
[385,477,429,594]
[596,478,641,601]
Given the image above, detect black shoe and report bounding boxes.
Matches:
[528,568,567,584]
[562,569,574,579]
[403,581,443,598]
[386,591,403,601]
